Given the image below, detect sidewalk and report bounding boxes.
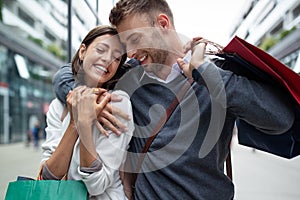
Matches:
[1,138,300,199]
[231,136,300,200]
[0,142,43,199]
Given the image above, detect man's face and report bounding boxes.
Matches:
[117,13,170,74]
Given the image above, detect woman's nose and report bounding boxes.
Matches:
[101,52,111,64]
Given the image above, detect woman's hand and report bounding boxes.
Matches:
[177,37,207,78]
[68,86,109,137]
[68,86,130,137]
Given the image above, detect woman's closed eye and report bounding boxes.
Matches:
[96,47,105,54]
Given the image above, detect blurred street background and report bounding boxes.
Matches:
[0,0,300,199]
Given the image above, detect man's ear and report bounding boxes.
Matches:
[156,14,170,29]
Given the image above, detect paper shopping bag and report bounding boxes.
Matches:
[214,36,300,159]
[222,36,300,105]
[5,179,88,200]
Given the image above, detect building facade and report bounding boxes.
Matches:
[0,0,105,143]
[229,0,300,72]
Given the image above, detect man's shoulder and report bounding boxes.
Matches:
[114,66,144,92]
[122,65,144,79]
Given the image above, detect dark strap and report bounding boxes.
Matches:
[132,79,194,184]
[226,150,232,180]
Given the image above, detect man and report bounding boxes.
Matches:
[54,0,294,199]
[108,0,293,199]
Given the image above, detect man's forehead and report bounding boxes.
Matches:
[116,13,151,31]
[117,29,135,43]
[117,27,148,43]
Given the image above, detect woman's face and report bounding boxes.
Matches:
[79,34,123,87]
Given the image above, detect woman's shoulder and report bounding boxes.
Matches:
[48,98,66,117]
[111,90,130,99]
[50,98,65,109]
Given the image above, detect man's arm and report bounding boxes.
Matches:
[178,39,294,134]
[52,63,75,104]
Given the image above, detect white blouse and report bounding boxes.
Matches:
[41,90,134,200]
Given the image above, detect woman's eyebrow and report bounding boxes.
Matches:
[96,41,123,55]
[96,42,109,49]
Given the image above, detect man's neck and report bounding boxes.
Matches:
[153,66,172,80]
[156,50,184,80]
[149,33,186,80]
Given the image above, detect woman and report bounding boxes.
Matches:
[40,25,134,200]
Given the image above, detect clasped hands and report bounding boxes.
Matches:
[66,86,130,137]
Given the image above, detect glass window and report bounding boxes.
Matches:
[18,8,35,27]
[292,3,300,19]
[14,54,30,79]
[270,21,283,36]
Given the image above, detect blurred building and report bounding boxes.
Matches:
[0,0,106,143]
[229,0,300,72]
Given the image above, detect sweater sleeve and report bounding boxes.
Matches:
[78,90,134,196]
[192,61,294,135]
[52,63,75,104]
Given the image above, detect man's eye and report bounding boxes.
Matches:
[131,36,140,44]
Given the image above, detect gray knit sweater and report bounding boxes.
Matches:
[114,62,294,200]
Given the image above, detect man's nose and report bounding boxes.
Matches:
[126,49,137,59]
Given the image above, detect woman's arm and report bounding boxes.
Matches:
[41,91,79,179]
[43,121,78,179]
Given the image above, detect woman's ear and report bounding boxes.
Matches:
[157,14,170,29]
[79,44,86,61]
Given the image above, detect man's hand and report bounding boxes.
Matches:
[177,37,207,78]
[95,90,130,136]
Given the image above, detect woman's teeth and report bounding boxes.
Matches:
[96,66,107,72]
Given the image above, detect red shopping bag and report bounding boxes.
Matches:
[214,36,300,159]
[223,36,300,105]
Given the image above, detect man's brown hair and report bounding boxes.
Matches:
[109,0,174,27]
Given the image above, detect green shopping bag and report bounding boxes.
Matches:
[5,179,88,200]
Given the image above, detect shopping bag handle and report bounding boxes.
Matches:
[189,38,224,55]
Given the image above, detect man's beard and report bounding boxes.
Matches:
[143,48,169,75]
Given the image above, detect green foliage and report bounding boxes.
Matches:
[47,43,62,57]
[279,26,296,40]
[259,26,297,51]
[28,35,44,47]
[60,54,67,61]
[46,43,67,61]
[259,37,278,51]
